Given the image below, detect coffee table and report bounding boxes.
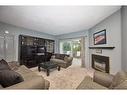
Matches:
[38,61,60,76]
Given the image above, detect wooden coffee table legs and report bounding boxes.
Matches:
[47,69,50,76]
[58,66,61,71]
[38,65,41,72]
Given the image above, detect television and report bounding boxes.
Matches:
[37,46,46,53]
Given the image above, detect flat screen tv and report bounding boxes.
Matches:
[93,29,106,45]
[37,46,46,53]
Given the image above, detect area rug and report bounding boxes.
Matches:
[31,66,94,89]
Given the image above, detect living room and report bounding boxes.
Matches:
[0,4,127,92]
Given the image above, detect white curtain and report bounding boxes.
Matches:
[81,36,85,67]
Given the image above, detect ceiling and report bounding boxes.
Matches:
[0,6,121,35]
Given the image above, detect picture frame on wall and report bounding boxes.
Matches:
[93,29,106,45]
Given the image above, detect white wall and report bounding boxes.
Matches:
[56,31,89,52]
[0,22,55,61]
[121,6,127,71]
[55,31,90,68]
[89,9,122,74]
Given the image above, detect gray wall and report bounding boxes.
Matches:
[56,31,88,39]
[0,22,55,61]
[56,31,89,52]
[121,6,127,71]
[89,9,122,74]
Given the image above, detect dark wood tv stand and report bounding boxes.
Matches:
[19,35,55,68]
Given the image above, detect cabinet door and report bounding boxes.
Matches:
[5,35,14,62]
[0,35,5,59]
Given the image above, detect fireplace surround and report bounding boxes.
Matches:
[92,54,109,73]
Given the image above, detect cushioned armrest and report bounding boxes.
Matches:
[77,76,107,89]
[64,57,73,63]
[93,71,114,88]
[5,76,47,89]
[68,57,73,63]
[8,61,20,70]
[44,80,50,89]
[114,80,127,89]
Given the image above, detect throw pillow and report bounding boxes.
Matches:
[109,71,127,88]
[60,54,66,60]
[0,70,24,87]
[0,59,11,70]
[55,54,61,59]
[64,56,69,62]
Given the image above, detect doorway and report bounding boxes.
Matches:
[0,34,14,62]
[60,38,81,67]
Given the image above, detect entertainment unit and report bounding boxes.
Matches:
[19,35,54,68]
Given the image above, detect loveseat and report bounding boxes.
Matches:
[0,61,50,89]
[50,53,73,68]
[77,71,127,89]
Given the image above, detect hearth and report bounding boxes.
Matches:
[92,54,109,73]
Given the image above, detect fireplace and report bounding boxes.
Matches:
[92,54,109,73]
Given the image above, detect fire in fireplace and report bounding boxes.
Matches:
[92,54,109,73]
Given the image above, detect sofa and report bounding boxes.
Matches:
[0,61,50,89]
[50,53,73,68]
[77,71,127,89]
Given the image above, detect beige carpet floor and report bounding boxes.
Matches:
[31,65,94,89]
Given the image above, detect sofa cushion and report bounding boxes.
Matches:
[110,71,127,88]
[0,70,24,87]
[50,59,66,64]
[15,65,40,80]
[0,59,11,70]
[60,54,66,60]
[55,54,69,60]
[15,65,32,75]
[8,61,20,71]
[55,54,60,59]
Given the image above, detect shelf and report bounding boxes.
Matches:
[89,47,115,49]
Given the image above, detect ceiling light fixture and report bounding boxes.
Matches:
[5,30,9,34]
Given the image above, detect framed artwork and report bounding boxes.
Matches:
[93,29,106,45]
